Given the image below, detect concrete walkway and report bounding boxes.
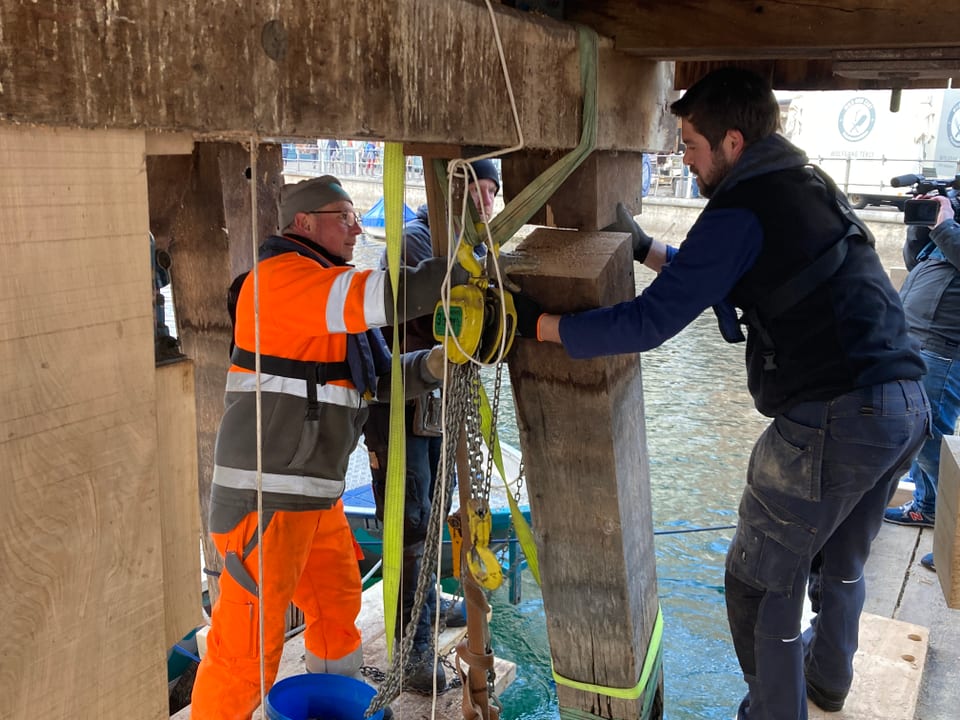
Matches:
[865,522,960,719]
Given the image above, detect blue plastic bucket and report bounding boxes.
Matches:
[265,673,384,720]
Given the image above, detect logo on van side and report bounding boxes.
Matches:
[947,101,960,149]
[838,97,876,142]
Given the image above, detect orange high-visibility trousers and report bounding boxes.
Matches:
[191,501,363,720]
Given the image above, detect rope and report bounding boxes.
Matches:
[247,137,268,716]
[434,26,600,583]
[371,10,600,719]
[466,24,599,249]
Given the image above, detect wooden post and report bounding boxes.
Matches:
[159,141,283,602]
[934,436,960,608]
[506,228,663,720]
[422,157,451,257]
[501,150,648,231]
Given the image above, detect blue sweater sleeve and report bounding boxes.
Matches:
[559,208,763,359]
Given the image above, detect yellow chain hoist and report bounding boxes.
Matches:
[432,221,518,365]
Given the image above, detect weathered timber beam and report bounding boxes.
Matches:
[564,1,960,60]
[502,149,648,230]
[0,0,672,152]
[672,59,958,93]
[832,48,960,82]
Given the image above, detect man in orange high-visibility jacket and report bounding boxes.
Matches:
[191,175,456,720]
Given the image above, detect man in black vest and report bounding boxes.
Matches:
[517,68,930,719]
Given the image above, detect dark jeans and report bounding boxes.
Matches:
[726,379,929,719]
[366,403,444,650]
[909,348,960,515]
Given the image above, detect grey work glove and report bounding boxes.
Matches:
[386,256,469,324]
[607,202,654,263]
[423,345,446,381]
[486,249,540,293]
[374,348,442,401]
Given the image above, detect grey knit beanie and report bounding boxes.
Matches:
[278,175,353,229]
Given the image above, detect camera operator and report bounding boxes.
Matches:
[884,194,960,572]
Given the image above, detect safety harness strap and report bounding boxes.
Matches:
[740,165,869,371]
[231,346,352,385]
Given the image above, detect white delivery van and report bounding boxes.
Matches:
[781,89,958,209]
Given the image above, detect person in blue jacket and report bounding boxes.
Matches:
[515,67,930,720]
[884,194,960,573]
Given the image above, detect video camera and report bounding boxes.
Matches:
[890,173,960,226]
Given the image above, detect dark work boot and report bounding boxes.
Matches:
[806,679,847,712]
[403,644,445,694]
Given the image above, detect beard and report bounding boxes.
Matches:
[692,148,735,199]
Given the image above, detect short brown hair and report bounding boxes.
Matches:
[670,67,780,150]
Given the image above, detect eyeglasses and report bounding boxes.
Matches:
[309,210,362,227]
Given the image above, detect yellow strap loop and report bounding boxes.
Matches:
[551,604,663,707]
[477,385,540,586]
[381,142,407,659]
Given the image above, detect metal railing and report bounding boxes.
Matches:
[283,144,424,183]
[284,146,958,204]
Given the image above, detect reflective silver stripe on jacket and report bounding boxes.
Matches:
[212,464,345,498]
[326,270,357,333]
[362,270,388,327]
[225,370,364,407]
[323,268,388,333]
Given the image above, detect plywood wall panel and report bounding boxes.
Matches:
[0,126,168,720]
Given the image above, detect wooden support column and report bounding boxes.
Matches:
[501,150,647,231]
[421,157,451,257]
[161,141,283,601]
[935,436,960,609]
[156,359,203,649]
[506,228,662,720]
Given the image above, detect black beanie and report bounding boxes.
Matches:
[469,159,500,195]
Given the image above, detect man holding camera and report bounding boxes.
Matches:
[884,194,960,571]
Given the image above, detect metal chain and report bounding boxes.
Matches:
[366,360,507,716]
[469,362,505,711]
[360,665,387,684]
[365,365,471,717]
[464,365,489,503]
[497,456,526,570]
[482,363,504,493]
